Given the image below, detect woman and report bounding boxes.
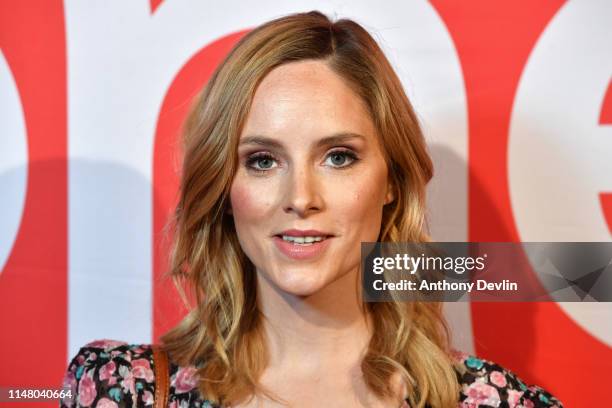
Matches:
[61,11,563,408]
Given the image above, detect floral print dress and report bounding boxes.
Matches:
[60,339,563,408]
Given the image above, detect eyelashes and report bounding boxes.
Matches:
[325,149,359,168]
[245,152,278,173]
[244,148,360,174]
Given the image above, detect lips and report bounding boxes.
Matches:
[275,228,334,238]
[272,229,335,260]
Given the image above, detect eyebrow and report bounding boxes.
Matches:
[238,132,367,149]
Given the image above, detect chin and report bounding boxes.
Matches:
[271,268,331,297]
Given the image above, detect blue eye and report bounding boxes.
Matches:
[324,149,359,168]
[245,149,359,174]
[254,157,275,169]
[246,153,278,172]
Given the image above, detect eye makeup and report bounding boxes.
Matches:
[243,147,361,175]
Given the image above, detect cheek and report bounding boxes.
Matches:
[335,170,387,232]
[229,177,280,272]
[229,183,254,216]
[229,177,274,227]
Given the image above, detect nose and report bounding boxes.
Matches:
[282,165,323,217]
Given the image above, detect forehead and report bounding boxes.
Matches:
[241,60,377,141]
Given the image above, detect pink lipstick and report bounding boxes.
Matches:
[272,229,334,260]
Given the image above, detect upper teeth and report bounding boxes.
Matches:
[282,235,326,243]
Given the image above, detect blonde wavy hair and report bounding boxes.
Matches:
[160,10,460,408]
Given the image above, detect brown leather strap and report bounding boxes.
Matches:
[152,344,169,408]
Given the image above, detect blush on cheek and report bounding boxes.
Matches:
[230,181,275,218]
[229,183,254,215]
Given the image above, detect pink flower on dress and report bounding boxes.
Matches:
[173,366,199,394]
[99,361,116,381]
[463,382,501,406]
[132,358,155,382]
[133,359,151,369]
[489,371,507,387]
[118,365,135,395]
[96,397,118,408]
[143,390,154,406]
[506,389,523,407]
[523,399,535,408]
[78,372,97,407]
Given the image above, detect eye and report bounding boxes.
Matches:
[324,149,359,168]
[245,152,278,173]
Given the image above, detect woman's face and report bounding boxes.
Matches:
[229,60,394,297]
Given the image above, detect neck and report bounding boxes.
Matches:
[256,266,372,372]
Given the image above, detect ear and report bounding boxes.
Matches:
[384,182,395,205]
